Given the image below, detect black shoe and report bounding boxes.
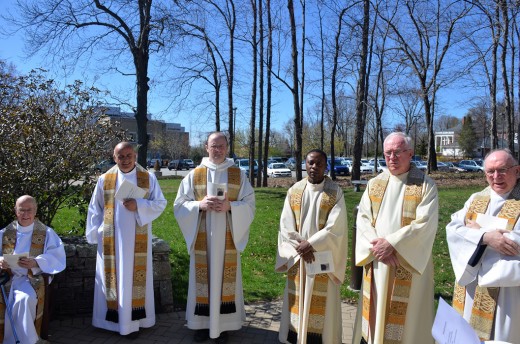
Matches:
[194,329,210,342]
[123,331,140,340]
[214,331,228,344]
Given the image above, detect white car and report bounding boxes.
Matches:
[267,163,292,178]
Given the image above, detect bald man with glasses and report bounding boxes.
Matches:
[352,132,439,344]
[447,149,520,343]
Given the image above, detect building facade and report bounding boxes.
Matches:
[101,106,190,162]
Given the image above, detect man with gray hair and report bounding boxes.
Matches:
[447,149,520,343]
[352,132,439,344]
[0,195,66,344]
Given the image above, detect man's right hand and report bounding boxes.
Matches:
[483,230,520,256]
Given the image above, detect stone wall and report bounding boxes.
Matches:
[51,236,173,318]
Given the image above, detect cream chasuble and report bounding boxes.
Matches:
[0,221,65,344]
[174,157,255,340]
[447,185,520,343]
[352,170,438,344]
[276,177,348,344]
[86,165,167,335]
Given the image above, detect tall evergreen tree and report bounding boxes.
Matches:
[458,116,478,157]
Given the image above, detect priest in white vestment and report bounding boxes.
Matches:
[447,149,520,343]
[86,142,167,337]
[352,132,438,344]
[276,149,348,344]
[0,195,66,344]
[174,132,255,344]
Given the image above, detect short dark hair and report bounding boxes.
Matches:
[305,149,327,162]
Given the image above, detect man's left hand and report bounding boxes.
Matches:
[123,199,138,212]
[370,238,396,263]
[18,257,39,269]
[296,240,315,263]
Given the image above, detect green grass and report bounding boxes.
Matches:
[50,178,483,307]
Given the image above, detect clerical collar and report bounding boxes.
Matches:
[120,166,137,175]
[491,188,511,200]
[16,222,35,233]
[306,178,325,190]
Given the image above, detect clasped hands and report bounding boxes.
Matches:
[0,257,39,270]
[466,219,520,256]
[370,238,399,266]
[296,239,315,263]
[200,193,231,213]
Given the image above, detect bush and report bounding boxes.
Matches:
[0,67,125,232]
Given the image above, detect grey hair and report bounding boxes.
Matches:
[384,132,413,150]
[484,148,518,167]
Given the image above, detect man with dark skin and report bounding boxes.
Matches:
[276,149,348,344]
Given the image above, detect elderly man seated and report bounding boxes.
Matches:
[0,195,66,344]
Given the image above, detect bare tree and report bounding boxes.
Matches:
[378,0,470,172]
[262,0,274,187]
[248,0,258,183]
[352,0,370,182]
[4,0,174,167]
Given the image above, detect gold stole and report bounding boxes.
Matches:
[361,166,424,344]
[192,166,241,316]
[102,164,150,322]
[452,184,520,341]
[0,220,47,341]
[286,176,338,344]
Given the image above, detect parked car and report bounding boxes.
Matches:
[436,161,450,172]
[327,158,350,176]
[459,160,484,172]
[446,161,466,173]
[285,157,297,171]
[410,161,427,171]
[95,159,116,173]
[183,159,195,168]
[168,159,191,170]
[235,159,258,174]
[266,163,292,178]
[148,158,162,169]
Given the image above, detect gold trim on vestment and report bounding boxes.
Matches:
[361,166,424,344]
[0,220,47,341]
[102,164,150,322]
[452,184,520,341]
[193,166,240,316]
[286,176,338,343]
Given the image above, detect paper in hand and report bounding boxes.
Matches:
[208,182,227,200]
[1,252,29,268]
[115,179,147,201]
[476,213,508,230]
[432,297,481,344]
[306,251,335,276]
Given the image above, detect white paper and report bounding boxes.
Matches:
[432,297,481,344]
[306,251,334,275]
[208,182,227,200]
[1,252,29,268]
[114,179,147,201]
[476,213,508,230]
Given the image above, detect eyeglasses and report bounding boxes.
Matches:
[383,149,410,158]
[208,144,227,151]
[484,166,517,177]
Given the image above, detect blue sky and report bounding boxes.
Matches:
[1,1,476,147]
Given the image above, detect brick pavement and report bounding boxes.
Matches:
[46,300,357,343]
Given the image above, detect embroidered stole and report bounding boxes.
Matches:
[0,220,47,341]
[286,176,338,344]
[192,166,241,316]
[361,167,424,344]
[102,164,150,323]
[452,184,520,341]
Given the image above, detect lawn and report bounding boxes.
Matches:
[51,177,483,307]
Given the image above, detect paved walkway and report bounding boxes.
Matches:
[46,300,357,343]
